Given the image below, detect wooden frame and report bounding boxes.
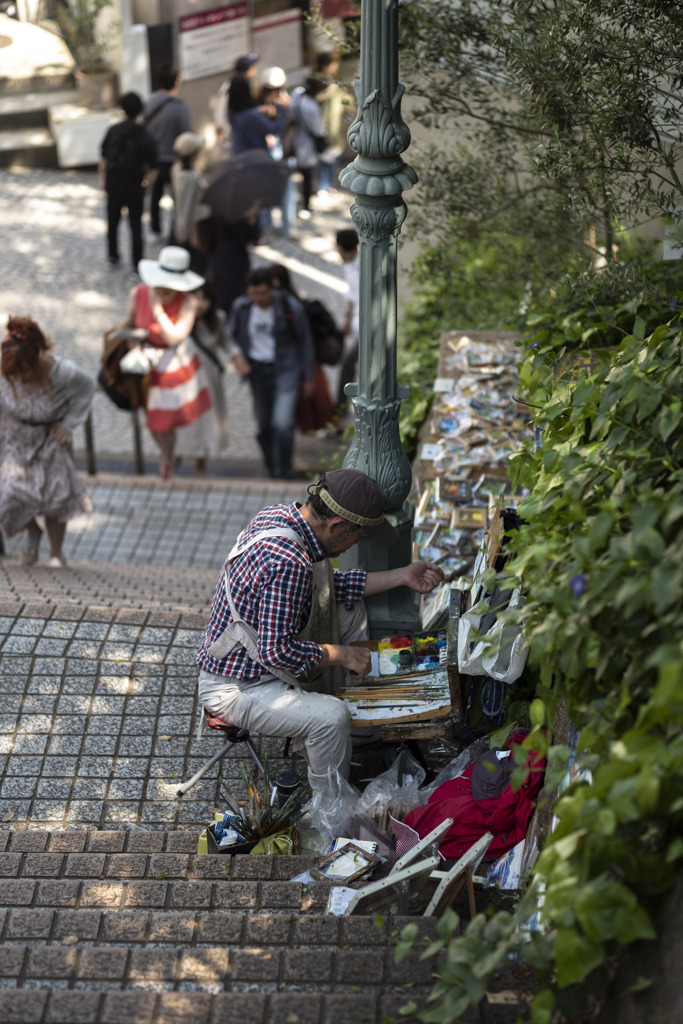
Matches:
[424,832,493,917]
[344,855,441,916]
[310,843,381,885]
[388,817,453,875]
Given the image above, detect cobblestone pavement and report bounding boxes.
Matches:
[0,475,309,831]
[0,475,304,573]
[0,166,353,468]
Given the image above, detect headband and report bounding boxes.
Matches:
[314,484,386,527]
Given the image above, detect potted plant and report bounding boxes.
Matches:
[57,0,118,110]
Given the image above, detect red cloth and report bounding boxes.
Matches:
[295,360,337,433]
[404,729,545,860]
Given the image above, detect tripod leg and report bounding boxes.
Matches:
[176,738,236,797]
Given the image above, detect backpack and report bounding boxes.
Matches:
[302,298,344,366]
[106,123,145,183]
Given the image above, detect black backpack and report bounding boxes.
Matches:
[106,123,146,183]
[302,298,344,365]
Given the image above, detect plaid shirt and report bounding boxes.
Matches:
[196,503,366,680]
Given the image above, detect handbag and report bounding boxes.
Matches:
[120,345,155,375]
[98,325,151,411]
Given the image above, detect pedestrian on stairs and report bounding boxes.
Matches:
[99,91,158,273]
[0,316,95,568]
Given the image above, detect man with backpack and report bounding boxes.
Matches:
[142,64,192,238]
[99,92,158,273]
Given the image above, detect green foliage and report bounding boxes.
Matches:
[58,0,115,70]
[522,247,683,376]
[396,311,683,1021]
[399,0,683,250]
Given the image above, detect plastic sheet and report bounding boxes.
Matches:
[418,735,490,803]
[358,748,426,824]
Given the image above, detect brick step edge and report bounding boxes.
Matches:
[0,602,207,631]
[0,987,437,1024]
[0,916,437,985]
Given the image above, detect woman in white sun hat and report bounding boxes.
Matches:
[124,246,212,479]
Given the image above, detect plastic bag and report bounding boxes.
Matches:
[358,748,426,825]
[307,768,396,858]
[418,735,490,804]
[307,769,362,846]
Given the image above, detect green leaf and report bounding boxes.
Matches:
[397,1000,419,1017]
[436,908,459,938]
[575,877,656,946]
[529,698,546,728]
[395,941,415,964]
[530,988,555,1024]
[554,927,604,987]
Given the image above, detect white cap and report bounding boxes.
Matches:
[261,66,286,90]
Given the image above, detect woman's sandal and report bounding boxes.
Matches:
[21,526,43,566]
[159,456,174,481]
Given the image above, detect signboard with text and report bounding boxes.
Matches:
[178,4,250,83]
[252,8,302,72]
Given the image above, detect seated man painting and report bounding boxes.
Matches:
[196,469,444,791]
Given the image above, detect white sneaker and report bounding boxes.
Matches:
[48,554,67,569]
[298,209,312,221]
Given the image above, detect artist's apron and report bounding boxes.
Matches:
[207,528,342,694]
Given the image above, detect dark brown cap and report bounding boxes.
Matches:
[313,469,399,546]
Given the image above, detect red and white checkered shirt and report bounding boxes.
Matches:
[196,503,366,680]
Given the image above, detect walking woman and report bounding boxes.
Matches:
[124,246,212,480]
[174,283,230,474]
[0,316,95,567]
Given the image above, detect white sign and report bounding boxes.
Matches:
[252,8,302,72]
[178,4,250,83]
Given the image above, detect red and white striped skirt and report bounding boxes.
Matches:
[145,337,212,433]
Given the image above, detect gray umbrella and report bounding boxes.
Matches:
[203,149,291,224]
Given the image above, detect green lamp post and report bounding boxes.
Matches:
[339,0,419,634]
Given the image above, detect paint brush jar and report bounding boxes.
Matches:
[275,771,300,808]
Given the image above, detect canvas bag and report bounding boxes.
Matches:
[458,579,528,683]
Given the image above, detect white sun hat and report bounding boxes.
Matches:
[138,246,205,292]
[260,66,286,90]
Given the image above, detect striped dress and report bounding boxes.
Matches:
[134,286,212,433]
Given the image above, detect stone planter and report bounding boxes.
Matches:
[74,65,118,111]
[48,103,119,168]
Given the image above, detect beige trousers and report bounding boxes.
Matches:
[197,600,368,790]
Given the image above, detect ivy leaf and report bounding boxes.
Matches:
[554,927,604,987]
[575,877,655,945]
[530,988,555,1024]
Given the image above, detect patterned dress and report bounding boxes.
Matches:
[133,286,212,433]
[0,358,95,536]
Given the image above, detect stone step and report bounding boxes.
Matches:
[0,559,218,614]
[0,980,430,1024]
[0,69,75,95]
[0,88,79,129]
[0,830,442,1023]
[0,125,57,168]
